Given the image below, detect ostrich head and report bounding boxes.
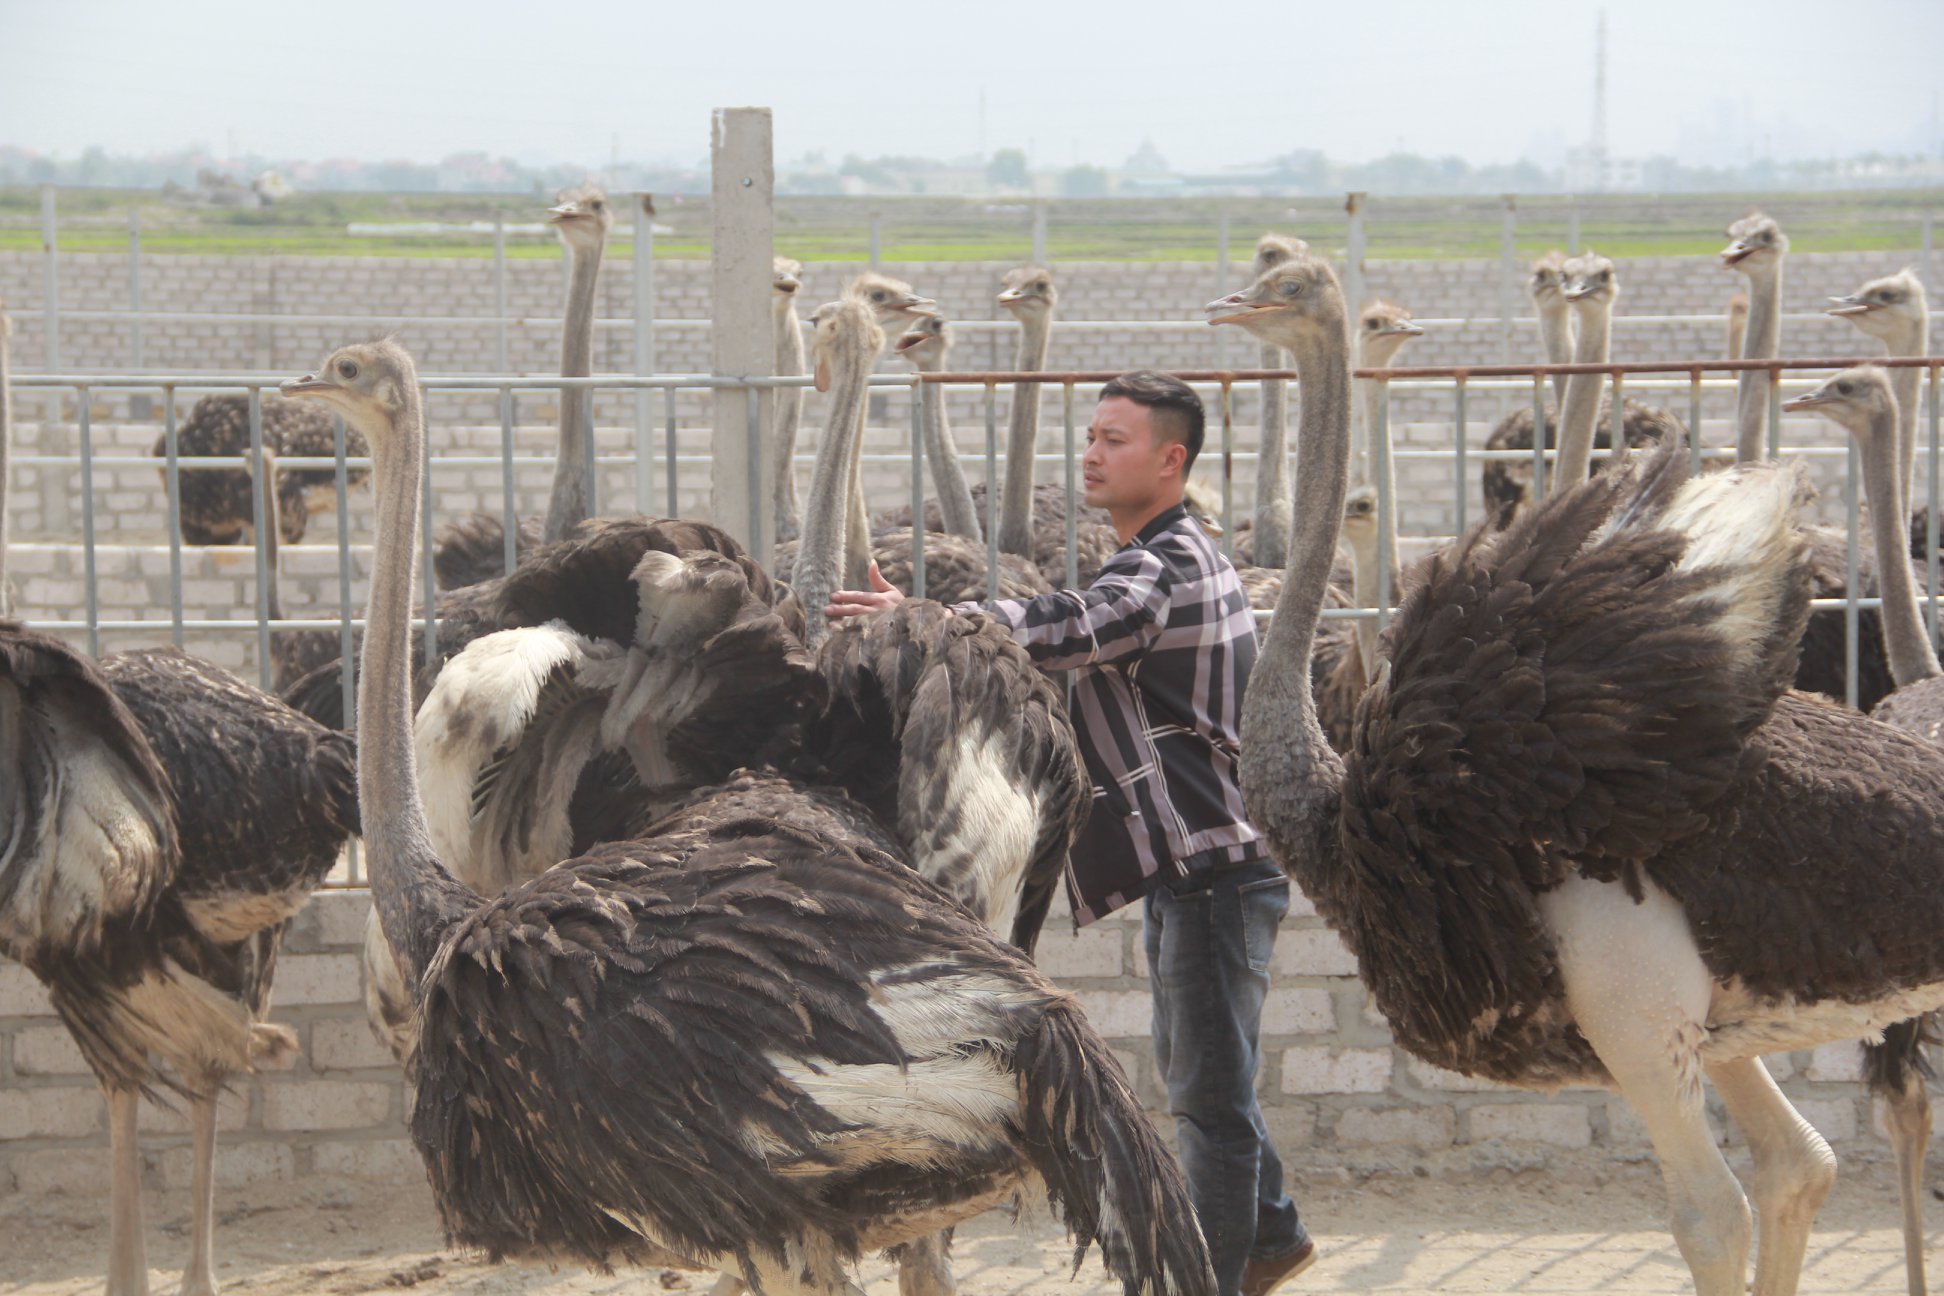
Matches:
[1340,483,1378,546]
[548,184,612,253]
[280,340,418,451]
[1357,300,1424,369]
[997,265,1057,321]
[808,298,885,393]
[1562,251,1618,309]
[1827,269,1928,345]
[847,272,936,329]
[1204,252,1347,353]
[1254,233,1309,275]
[1530,251,1570,308]
[772,257,803,318]
[1783,365,1897,439]
[1721,213,1787,275]
[894,313,952,367]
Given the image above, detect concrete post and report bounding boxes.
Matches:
[1344,192,1368,318]
[1499,195,1518,363]
[1032,203,1047,264]
[709,107,775,553]
[40,184,58,372]
[633,194,657,514]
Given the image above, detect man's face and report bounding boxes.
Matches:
[1083,395,1182,512]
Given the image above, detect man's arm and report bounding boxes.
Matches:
[950,548,1173,670]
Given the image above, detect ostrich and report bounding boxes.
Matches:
[995,265,1058,559]
[1726,292,1750,362]
[151,392,368,547]
[1350,299,1424,485]
[282,335,1211,1296]
[1243,233,1308,570]
[431,185,613,590]
[771,256,808,546]
[1,294,10,616]
[1723,212,1788,464]
[1553,251,1619,488]
[892,313,981,541]
[1478,251,1591,524]
[1829,269,1931,550]
[1786,365,1944,1296]
[4,307,359,1295]
[1531,250,1575,409]
[1313,485,1380,753]
[1210,250,1944,1296]
[246,446,357,691]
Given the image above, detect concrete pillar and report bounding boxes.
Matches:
[709,107,775,553]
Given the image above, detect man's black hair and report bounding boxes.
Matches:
[1100,370,1205,472]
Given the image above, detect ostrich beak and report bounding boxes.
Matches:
[1826,295,1872,317]
[898,295,939,317]
[1782,390,1831,412]
[1720,242,1752,266]
[1382,321,1425,337]
[280,374,333,398]
[775,275,801,295]
[1204,292,1269,325]
[893,329,926,353]
[548,203,586,224]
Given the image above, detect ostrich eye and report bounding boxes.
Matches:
[336,360,358,380]
[1278,279,1301,298]
[1835,382,1853,396]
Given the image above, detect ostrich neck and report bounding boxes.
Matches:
[1861,403,1943,687]
[795,346,873,649]
[1538,301,1574,409]
[1240,319,1350,872]
[1346,523,1387,685]
[1255,343,1291,569]
[919,352,981,540]
[997,312,1052,556]
[1554,300,1612,487]
[1735,263,1783,463]
[358,389,475,987]
[257,453,283,623]
[543,238,604,544]
[772,302,805,539]
[1887,316,1927,508]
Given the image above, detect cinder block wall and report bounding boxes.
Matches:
[0,886,1887,1193]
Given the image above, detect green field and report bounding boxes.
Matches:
[1,187,1938,262]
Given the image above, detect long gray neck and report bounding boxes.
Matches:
[1254,343,1292,569]
[772,301,805,543]
[1554,298,1611,487]
[919,350,981,540]
[0,313,11,616]
[1239,315,1349,868]
[1538,301,1574,409]
[1889,315,1928,508]
[1735,264,1783,463]
[1861,401,1942,687]
[1346,526,1381,685]
[796,346,873,650]
[543,237,604,544]
[358,386,475,988]
[997,312,1052,556]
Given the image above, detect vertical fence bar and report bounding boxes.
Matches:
[127,209,143,369]
[1498,195,1517,363]
[1032,204,1048,265]
[78,387,97,657]
[1530,372,1547,500]
[985,383,1000,598]
[1374,379,1393,632]
[1609,373,1625,466]
[40,185,59,373]
[634,195,657,513]
[499,386,517,574]
[248,388,272,690]
[1767,367,1782,460]
[163,389,184,648]
[1925,209,1936,295]
[1063,383,1078,589]
[1214,208,1230,367]
[1688,370,1705,473]
[493,217,509,374]
[745,385,765,559]
[1220,381,1235,562]
[1930,364,1941,646]
[1845,436,1861,710]
[665,387,680,517]
[1343,193,1367,322]
[332,414,356,736]
[421,408,438,665]
[1452,378,1468,536]
[909,381,925,598]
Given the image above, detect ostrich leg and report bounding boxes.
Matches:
[1708,1056,1837,1296]
[1880,1057,1934,1296]
[106,1088,150,1296]
[180,1093,222,1296]
[896,1233,955,1296]
[1541,875,1751,1296]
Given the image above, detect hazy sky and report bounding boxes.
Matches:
[4,0,1939,172]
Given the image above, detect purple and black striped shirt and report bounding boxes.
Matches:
[953,502,1265,924]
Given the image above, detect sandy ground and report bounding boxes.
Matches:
[0,1151,1924,1295]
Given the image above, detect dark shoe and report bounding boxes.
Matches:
[1240,1239,1317,1296]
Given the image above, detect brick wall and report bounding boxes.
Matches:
[0,887,1886,1194]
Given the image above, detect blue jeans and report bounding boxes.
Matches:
[1145,859,1307,1296]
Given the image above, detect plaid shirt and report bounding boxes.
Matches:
[952,502,1265,924]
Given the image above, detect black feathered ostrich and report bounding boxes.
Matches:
[1,298,361,1296]
[1210,251,1944,1296]
[282,336,1213,1296]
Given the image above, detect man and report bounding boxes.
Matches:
[826,371,1316,1296]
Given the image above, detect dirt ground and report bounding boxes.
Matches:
[0,1151,1921,1295]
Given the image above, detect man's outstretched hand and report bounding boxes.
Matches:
[825,561,906,622]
